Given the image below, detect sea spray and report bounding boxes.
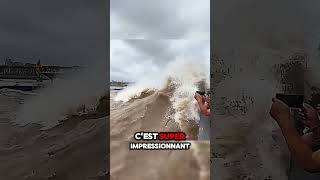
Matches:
[14,61,108,129]
[191,141,210,180]
[114,58,209,133]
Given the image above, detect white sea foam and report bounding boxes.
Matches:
[114,58,209,127]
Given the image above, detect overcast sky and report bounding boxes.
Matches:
[213,0,320,58]
[110,0,210,81]
[0,0,106,66]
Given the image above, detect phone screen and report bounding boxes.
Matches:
[276,93,304,108]
[310,94,320,108]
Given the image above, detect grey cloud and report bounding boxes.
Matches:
[213,0,320,57]
[0,0,107,66]
[111,0,209,39]
[110,0,209,81]
[124,40,175,65]
[110,39,209,81]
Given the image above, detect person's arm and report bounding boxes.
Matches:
[196,98,210,116]
[313,150,320,166]
[270,98,320,172]
[278,116,320,172]
[194,93,210,116]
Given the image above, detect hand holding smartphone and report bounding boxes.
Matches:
[275,93,304,108]
[196,91,206,96]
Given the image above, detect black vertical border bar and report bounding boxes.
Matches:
[210,0,214,178]
[106,0,110,178]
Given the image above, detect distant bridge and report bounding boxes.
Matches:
[0,65,82,80]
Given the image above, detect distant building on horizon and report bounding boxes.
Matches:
[110,80,134,87]
[2,58,32,66]
[3,58,14,66]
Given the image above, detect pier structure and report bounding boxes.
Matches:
[110,81,132,87]
[0,65,82,80]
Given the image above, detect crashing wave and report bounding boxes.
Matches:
[112,59,209,139]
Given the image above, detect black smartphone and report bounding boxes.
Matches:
[196,91,206,96]
[310,94,320,108]
[276,93,304,108]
